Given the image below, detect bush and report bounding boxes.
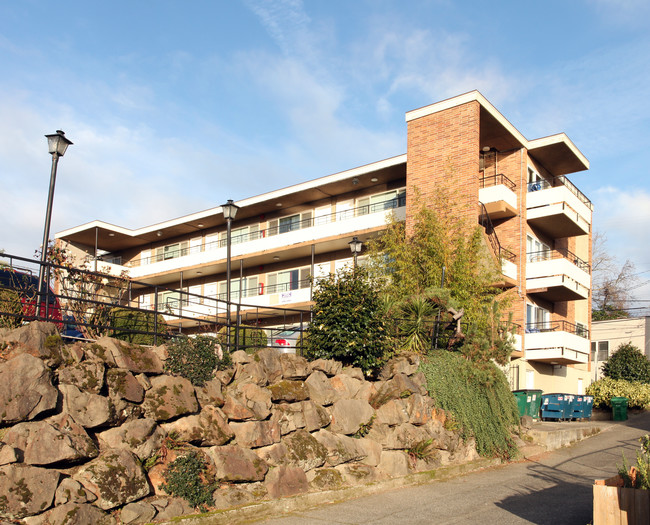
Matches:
[217,324,268,354]
[306,267,390,374]
[160,451,215,509]
[587,377,650,409]
[109,307,168,345]
[602,343,650,382]
[165,335,231,386]
[0,288,23,329]
[419,350,519,459]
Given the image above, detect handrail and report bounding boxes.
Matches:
[478,202,517,263]
[525,320,589,339]
[479,173,516,191]
[527,248,590,272]
[128,194,406,267]
[527,174,592,210]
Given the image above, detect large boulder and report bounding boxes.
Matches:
[279,354,310,380]
[375,398,410,426]
[97,418,166,460]
[194,377,225,408]
[304,370,339,406]
[54,478,97,506]
[161,406,234,447]
[142,375,198,422]
[264,465,309,498]
[59,384,114,429]
[309,358,343,377]
[0,464,60,519]
[328,398,375,435]
[330,374,362,399]
[254,348,284,383]
[312,430,367,466]
[222,382,272,421]
[73,449,150,510]
[270,400,330,435]
[378,354,420,380]
[282,429,328,471]
[207,445,269,482]
[57,360,105,394]
[267,380,309,402]
[94,337,164,374]
[230,420,281,448]
[0,353,58,425]
[106,368,145,403]
[3,414,98,465]
[37,502,117,524]
[0,322,60,365]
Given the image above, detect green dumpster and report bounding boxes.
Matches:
[611,397,628,421]
[512,390,543,419]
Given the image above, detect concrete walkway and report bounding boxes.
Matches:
[171,412,650,525]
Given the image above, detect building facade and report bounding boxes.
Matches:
[56,91,593,393]
[590,317,650,382]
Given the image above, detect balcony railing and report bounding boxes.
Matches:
[527,248,590,272]
[479,173,516,191]
[527,175,592,211]
[128,194,406,267]
[525,320,589,339]
[478,203,517,262]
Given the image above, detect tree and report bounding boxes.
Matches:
[592,232,639,320]
[306,266,390,373]
[367,192,514,364]
[602,342,650,382]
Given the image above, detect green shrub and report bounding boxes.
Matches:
[602,343,650,382]
[419,350,519,459]
[306,267,390,374]
[165,335,231,386]
[587,377,650,409]
[0,288,23,329]
[619,435,650,490]
[160,451,215,509]
[109,307,168,345]
[217,324,268,354]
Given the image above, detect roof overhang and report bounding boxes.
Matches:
[406,90,589,173]
[56,154,407,252]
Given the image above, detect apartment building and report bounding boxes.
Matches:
[56,90,593,393]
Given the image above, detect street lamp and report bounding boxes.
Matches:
[38,130,73,315]
[221,199,239,351]
[349,236,363,268]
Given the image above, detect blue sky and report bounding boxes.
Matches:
[1,0,650,302]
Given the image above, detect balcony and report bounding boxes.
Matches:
[527,175,592,237]
[526,248,590,302]
[524,321,590,364]
[478,174,517,219]
[126,195,406,279]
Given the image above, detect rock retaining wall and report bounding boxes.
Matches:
[0,322,477,524]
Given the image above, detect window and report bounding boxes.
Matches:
[155,241,188,262]
[591,341,609,361]
[357,189,406,216]
[526,303,550,332]
[527,167,543,192]
[219,224,260,246]
[267,267,310,294]
[268,211,312,236]
[527,235,550,263]
[157,289,188,309]
[218,276,259,301]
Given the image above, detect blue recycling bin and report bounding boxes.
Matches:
[571,395,585,420]
[541,393,567,421]
[582,395,594,419]
[559,394,576,420]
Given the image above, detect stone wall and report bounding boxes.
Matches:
[0,322,477,524]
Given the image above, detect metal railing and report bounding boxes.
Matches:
[479,173,516,191]
[0,252,306,351]
[478,203,517,262]
[128,194,406,267]
[527,248,590,272]
[527,175,593,210]
[525,320,589,339]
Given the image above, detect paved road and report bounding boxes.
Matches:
[252,413,650,525]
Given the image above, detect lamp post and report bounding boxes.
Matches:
[349,236,363,268]
[221,199,239,351]
[37,131,73,315]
